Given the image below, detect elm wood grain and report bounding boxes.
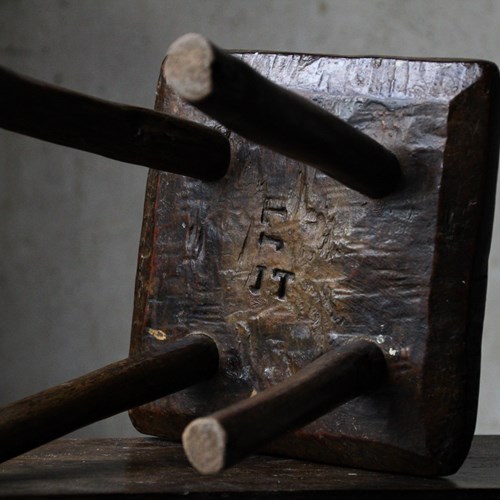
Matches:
[0,437,498,498]
[0,65,230,181]
[164,33,402,198]
[129,53,499,476]
[0,335,218,464]
[183,340,386,474]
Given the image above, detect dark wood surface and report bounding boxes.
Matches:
[0,66,230,181]
[0,436,498,498]
[0,336,218,464]
[130,54,499,475]
[164,34,402,198]
[183,340,386,473]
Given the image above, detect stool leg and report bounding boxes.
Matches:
[0,66,230,181]
[0,334,218,463]
[164,33,401,198]
[182,339,386,474]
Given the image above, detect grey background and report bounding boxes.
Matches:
[0,0,499,437]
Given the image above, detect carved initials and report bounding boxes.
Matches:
[249,199,294,299]
[249,265,266,294]
[272,269,295,300]
[259,232,284,250]
[261,200,287,224]
[249,266,294,299]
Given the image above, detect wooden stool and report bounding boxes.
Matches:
[0,34,498,477]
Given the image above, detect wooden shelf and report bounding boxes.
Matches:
[0,436,498,498]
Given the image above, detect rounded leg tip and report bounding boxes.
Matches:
[165,33,214,102]
[182,417,227,474]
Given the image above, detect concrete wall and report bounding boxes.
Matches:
[1,0,499,437]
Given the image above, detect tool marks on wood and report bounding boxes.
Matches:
[258,232,284,251]
[131,51,499,476]
[272,269,296,300]
[261,200,288,224]
[248,265,295,300]
[247,199,293,300]
[249,265,266,295]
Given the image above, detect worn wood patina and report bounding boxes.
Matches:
[0,335,218,464]
[164,33,402,198]
[0,66,230,181]
[130,51,499,475]
[0,436,499,498]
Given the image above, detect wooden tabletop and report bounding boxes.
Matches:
[0,436,498,498]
